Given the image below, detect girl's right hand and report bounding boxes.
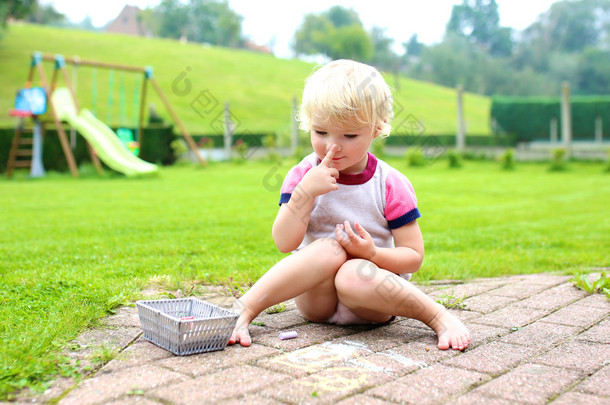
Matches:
[299,145,340,198]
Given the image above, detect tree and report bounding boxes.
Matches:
[446,0,513,57]
[0,0,34,38]
[155,0,188,39]
[0,0,35,24]
[406,0,610,96]
[577,48,610,94]
[293,6,373,61]
[416,33,487,91]
[27,3,67,25]
[369,27,398,71]
[515,0,610,70]
[187,0,243,47]
[331,24,374,61]
[326,5,361,28]
[152,0,244,47]
[405,34,422,57]
[292,13,333,56]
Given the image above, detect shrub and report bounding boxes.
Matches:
[549,147,568,171]
[447,149,463,169]
[499,148,516,170]
[170,139,188,157]
[233,139,248,163]
[263,134,281,163]
[405,148,426,167]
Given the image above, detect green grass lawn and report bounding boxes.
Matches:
[0,23,491,136]
[1,158,608,398]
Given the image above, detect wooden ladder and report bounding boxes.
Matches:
[6,122,36,178]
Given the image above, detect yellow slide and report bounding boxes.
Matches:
[52,87,158,176]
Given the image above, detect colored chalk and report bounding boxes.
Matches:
[279,331,298,340]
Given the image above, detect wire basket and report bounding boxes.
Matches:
[136,297,239,356]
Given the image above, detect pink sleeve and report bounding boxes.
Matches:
[279,160,313,205]
[385,170,421,229]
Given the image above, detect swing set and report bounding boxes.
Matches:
[6,52,206,178]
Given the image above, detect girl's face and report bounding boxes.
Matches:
[310,113,379,174]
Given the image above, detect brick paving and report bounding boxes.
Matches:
[14,272,610,404]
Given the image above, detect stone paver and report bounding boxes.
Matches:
[514,283,587,311]
[264,365,390,404]
[500,321,581,349]
[461,294,519,314]
[367,364,491,404]
[60,365,187,405]
[149,364,288,404]
[471,305,549,328]
[105,397,164,405]
[533,341,610,373]
[469,363,582,404]
[573,293,610,309]
[576,319,610,344]
[252,309,307,329]
[569,364,610,397]
[102,336,173,373]
[335,395,397,404]
[157,342,280,377]
[216,394,286,404]
[490,282,550,299]
[463,322,511,348]
[10,272,609,405]
[549,392,610,405]
[541,303,608,327]
[448,392,522,404]
[442,341,538,375]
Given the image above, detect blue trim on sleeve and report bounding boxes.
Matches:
[279,193,291,206]
[388,208,421,229]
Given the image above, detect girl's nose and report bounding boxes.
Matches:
[327,143,341,152]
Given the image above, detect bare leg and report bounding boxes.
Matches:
[228,238,346,346]
[334,259,471,351]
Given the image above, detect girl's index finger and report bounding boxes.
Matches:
[321,145,338,167]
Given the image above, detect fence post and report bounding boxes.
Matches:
[224,102,233,160]
[550,117,558,144]
[561,82,572,157]
[595,116,603,144]
[291,96,299,156]
[456,85,465,151]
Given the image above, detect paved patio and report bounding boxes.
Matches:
[14,272,610,404]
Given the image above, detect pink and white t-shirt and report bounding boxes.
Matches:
[279,152,421,255]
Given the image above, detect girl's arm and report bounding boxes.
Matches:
[272,187,315,253]
[273,146,340,253]
[335,220,424,274]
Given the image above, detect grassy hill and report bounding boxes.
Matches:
[0,23,491,139]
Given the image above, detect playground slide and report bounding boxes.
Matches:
[51,88,158,176]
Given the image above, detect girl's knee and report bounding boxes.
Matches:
[308,238,347,268]
[335,259,379,293]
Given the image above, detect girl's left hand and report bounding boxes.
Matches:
[335,221,377,260]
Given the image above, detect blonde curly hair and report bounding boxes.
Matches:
[298,59,394,137]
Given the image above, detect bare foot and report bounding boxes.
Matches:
[228,317,251,347]
[227,302,255,347]
[428,309,471,351]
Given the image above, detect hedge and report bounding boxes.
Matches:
[386,134,517,147]
[491,96,610,141]
[192,133,272,148]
